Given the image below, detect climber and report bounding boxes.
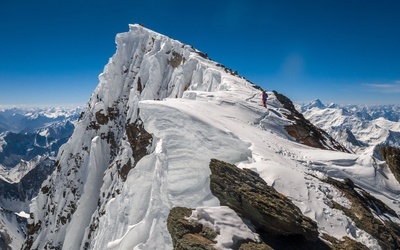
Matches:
[262,90,268,108]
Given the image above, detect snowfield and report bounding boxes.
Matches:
[26,24,400,250]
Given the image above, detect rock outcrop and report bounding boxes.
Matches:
[167,207,217,250]
[320,234,369,250]
[209,158,328,249]
[378,145,400,185]
[167,206,273,250]
[325,177,400,249]
[273,91,349,153]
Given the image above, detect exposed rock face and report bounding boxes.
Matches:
[273,91,349,153]
[168,51,184,68]
[209,158,322,248]
[167,206,272,250]
[118,119,152,182]
[378,145,400,184]
[167,207,217,250]
[321,234,369,250]
[238,242,272,250]
[125,119,153,164]
[325,177,400,249]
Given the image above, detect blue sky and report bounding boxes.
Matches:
[1,0,399,106]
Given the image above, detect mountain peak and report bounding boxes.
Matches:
[128,23,165,38]
[309,99,326,109]
[23,26,400,250]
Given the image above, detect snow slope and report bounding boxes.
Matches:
[26,24,400,249]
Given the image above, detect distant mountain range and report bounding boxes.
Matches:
[299,99,400,122]
[0,106,82,249]
[0,107,81,134]
[0,107,81,169]
[300,100,400,159]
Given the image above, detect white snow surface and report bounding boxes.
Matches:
[0,132,6,153]
[28,24,400,250]
[187,206,260,249]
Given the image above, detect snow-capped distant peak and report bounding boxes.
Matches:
[301,99,326,111]
[327,102,339,109]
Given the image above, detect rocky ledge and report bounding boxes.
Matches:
[325,177,400,249]
[273,91,349,153]
[209,159,324,248]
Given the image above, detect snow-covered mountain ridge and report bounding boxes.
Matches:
[24,25,400,249]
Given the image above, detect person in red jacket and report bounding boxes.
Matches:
[262,90,268,108]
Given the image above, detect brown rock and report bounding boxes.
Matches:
[325,177,400,249]
[273,91,349,153]
[378,145,400,185]
[209,159,319,241]
[167,207,217,249]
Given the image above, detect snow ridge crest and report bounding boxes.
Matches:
[25,24,255,249]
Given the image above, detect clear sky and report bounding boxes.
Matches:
[1,0,399,106]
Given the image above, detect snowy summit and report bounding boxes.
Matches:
[22,24,400,250]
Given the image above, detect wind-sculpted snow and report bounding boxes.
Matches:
[25,25,400,249]
[90,103,251,249]
[26,24,256,249]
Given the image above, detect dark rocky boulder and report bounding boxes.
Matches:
[167,206,272,250]
[167,207,217,250]
[238,242,272,250]
[378,145,400,185]
[209,159,330,249]
[325,177,400,249]
[273,91,349,153]
[321,234,369,250]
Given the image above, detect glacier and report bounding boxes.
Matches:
[23,24,400,249]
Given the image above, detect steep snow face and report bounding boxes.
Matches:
[26,25,400,250]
